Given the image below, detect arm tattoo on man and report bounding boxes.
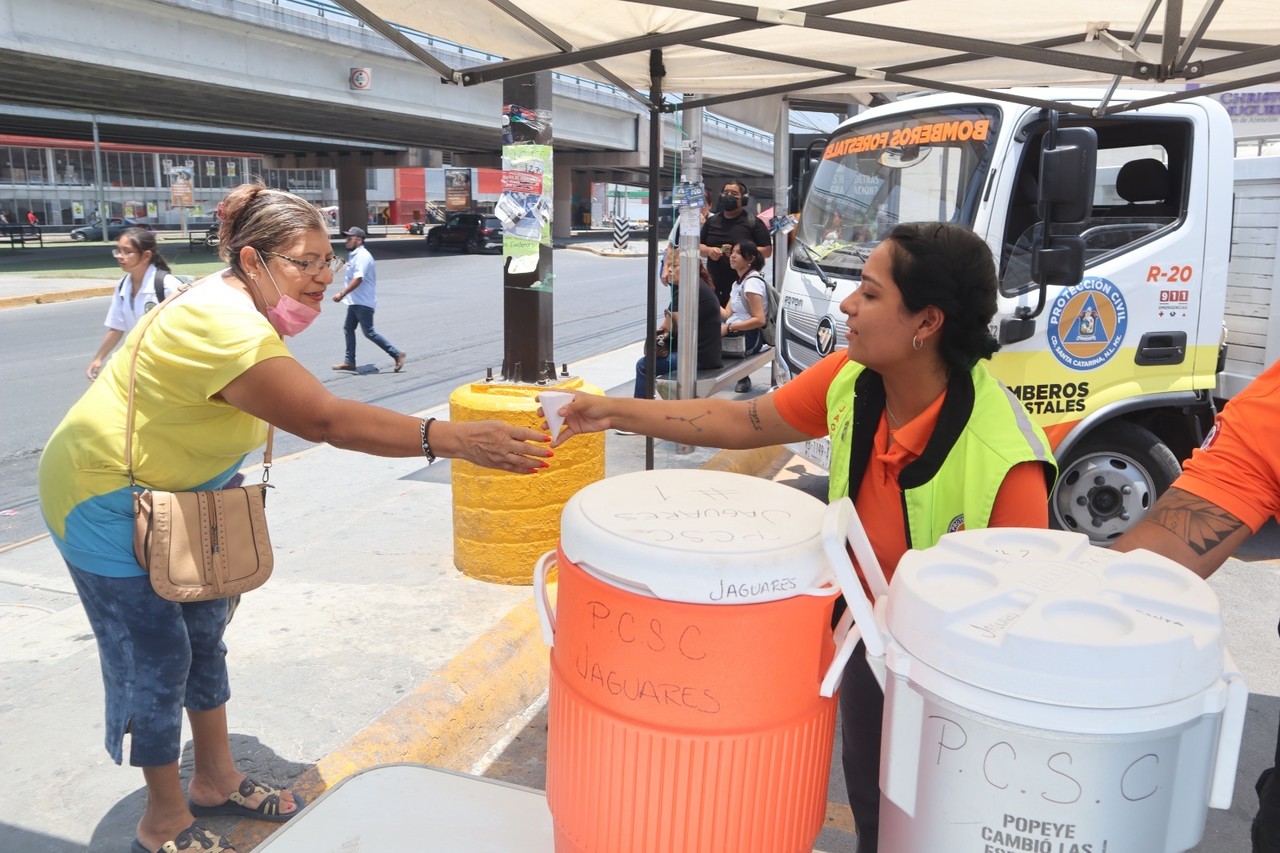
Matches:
[665,409,713,433]
[1145,491,1246,557]
[747,400,764,432]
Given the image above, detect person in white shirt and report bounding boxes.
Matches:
[331,226,407,373]
[86,227,179,381]
[720,240,769,392]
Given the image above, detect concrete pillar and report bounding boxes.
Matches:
[571,170,591,229]
[552,157,573,240]
[590,170,607,226]
[335,163,367,233]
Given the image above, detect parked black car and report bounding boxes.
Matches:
[425,213,503,253]
[69,217,151,242]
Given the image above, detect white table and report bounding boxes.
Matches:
[255,764,556,852]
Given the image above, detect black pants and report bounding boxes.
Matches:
[1255,619,1280,852]
[840,641,883,853]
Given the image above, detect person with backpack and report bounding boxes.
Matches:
[720,240,769,392]
[86,227,181,381]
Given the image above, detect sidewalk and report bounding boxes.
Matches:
[0,339,783,852]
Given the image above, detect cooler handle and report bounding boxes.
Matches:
[533,549,556,647]
[820,607,860,697]
[822,498,885,659]
[1209,650,1249,809]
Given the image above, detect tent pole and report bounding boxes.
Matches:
[644,49,664,471]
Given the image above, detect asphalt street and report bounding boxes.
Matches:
[0,241,655,548]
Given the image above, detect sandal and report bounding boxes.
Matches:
[189,778,304,823]
[131,822,232,853]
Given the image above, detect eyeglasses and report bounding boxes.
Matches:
[111,249,138,258]
[260,250,346,275]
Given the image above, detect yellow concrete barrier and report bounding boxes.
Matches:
[450,377,604,583]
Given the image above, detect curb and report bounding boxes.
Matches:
[562,243,649,258]
[227,442,793,850]
[0,286,111,310]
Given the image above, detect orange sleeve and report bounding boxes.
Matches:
[987,461,1051,529]
[1175,363,1280,531]
[772,352,849,438]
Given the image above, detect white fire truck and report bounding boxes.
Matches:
[774,88,1274,544]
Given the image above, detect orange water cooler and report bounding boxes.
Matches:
[534,469,860,853]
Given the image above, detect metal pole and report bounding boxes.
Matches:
[500,71,554,384]
[643,49,664,471]
[773,96,789,389]
[91,117,107,243]
[675,105,703,402]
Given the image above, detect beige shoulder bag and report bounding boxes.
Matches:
[126,283,275,601]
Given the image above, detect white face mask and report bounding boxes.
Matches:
[256,252,320,336]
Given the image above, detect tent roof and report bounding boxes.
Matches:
[337,0,1280,116]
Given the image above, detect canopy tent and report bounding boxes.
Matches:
[332,0,1280,434]
[336,0,1280,116]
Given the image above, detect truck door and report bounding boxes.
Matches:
[992,111,1217,544]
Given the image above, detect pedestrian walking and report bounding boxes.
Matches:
[331,226,407,373]
[86,227,180,380]
[39,183,551,853]
[26,209,38,227]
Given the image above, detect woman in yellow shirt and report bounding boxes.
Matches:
[40,183,551,853]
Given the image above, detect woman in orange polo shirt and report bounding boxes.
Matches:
[547,221,1057,852]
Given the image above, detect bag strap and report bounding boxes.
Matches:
[124,279,275,489]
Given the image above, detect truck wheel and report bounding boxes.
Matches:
[1050,421,1181,545]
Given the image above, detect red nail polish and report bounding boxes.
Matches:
[547,450,554,458]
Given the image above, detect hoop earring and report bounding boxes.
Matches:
[912,334,923,352]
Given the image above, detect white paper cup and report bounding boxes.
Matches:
[539,391,574,436]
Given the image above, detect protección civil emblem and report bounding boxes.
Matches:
[1047,277,1128,371]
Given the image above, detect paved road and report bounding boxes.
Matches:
[0,242,653,548]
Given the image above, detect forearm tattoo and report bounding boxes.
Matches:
[665,409,713,433]
[1145,491,1246,557]
[747,400,764,432]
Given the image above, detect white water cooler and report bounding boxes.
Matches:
[825,504,1249,853]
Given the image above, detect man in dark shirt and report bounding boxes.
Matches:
[699,180,772,306]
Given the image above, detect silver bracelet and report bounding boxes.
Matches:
[420,417,437,464]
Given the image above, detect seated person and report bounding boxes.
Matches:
[634,263,723,398]
[820,210,848,244]
[720,240,769,392]
[721,240,768,352]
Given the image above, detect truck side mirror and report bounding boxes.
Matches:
[1032,236,1086,287]
[1039,127,1097,223]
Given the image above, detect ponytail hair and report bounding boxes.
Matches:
[119,226,171,274]
[217,181,327,278]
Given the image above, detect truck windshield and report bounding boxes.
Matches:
[795,106,1001,278]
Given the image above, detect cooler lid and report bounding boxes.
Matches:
[559,469,831,604]
[885,529,1226,708]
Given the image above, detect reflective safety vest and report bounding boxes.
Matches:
[826,360,1057,550]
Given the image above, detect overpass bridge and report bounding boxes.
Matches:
[0,0,778,232]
